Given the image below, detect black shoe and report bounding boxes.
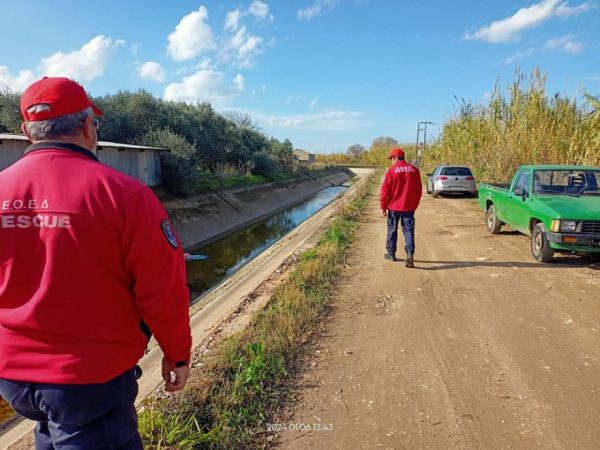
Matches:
[384,253,397,262]
[134,365,143,380]
[405,254,414,268]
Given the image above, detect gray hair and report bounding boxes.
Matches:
[24,106,93,141]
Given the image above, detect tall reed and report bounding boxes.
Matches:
[423,67,600,182]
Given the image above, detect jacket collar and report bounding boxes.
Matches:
[24,141,99,162]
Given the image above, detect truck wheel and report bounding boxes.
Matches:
[531,223,554,263]
[485,205,502,234]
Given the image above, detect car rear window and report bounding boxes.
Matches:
[440,167,473,176]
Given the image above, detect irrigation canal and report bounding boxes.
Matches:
[185,185,347,298]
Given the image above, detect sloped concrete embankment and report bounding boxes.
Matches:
[164,168,354,249]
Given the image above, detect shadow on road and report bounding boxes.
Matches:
[405,258,600,271]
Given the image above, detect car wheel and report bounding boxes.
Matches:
[432,187,440,198]
[531,223,554,263]
[426,181,431,194]
[485,205,502,234]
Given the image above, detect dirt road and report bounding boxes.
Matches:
[278,190,600,450]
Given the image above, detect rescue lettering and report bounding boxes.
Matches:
[394,167,415,173]
[1,199,50,210]
[0,214,71,229]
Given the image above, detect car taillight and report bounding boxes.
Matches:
[437,176,448,181]
[465,176,474,180]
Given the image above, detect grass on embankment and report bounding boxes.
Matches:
[139,175,376,449]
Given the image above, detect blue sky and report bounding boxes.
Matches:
[1,0,598,153]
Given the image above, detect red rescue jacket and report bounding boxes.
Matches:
[380,160,423,212]
[0,142,191,384]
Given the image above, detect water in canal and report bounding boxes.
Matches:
[185,185,347,298]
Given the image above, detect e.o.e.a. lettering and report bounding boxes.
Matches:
[2,198,50,210]
[0,198,71,229]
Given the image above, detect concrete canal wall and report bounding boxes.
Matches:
[163,167,355,249]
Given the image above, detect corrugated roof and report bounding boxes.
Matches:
[0,133,167,152]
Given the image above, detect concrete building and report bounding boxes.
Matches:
[292,149,316,165]
[0,133,166,186]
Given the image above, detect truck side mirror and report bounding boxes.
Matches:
[514,187,525,197]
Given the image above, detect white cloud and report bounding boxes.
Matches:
[226,2,273,31]
[505,47,536,64]
[464,0,590,43]
[309,97,319,109]
[197,59,214,70]
[233,73,245,91]
[167,6,214,61]
[259,108,366,131]
[137,61,166,82]
[0,66,37,91]
[221,26,264,68]
[298,0,339,20]
[39,35,125,82]
[225,9,241,31]
[545,34,584,53]
[248,1,274,21]
[556,1,593,16]
[164,69,244,106]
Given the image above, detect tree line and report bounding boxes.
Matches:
[317,136,416,167]
[0,89,294,197]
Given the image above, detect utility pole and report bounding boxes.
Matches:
[415,121,433,167]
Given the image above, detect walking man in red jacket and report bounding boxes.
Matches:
[0,77,192,449]
[380,147,423,267]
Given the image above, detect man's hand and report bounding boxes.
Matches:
[381,209,387,218]
[162,357,190,392]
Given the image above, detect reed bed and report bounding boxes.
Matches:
[422,68,600,182]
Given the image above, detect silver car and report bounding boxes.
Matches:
[426,165,477,198]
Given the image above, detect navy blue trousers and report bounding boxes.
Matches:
[386,210,416,256]
[0,368,143,449]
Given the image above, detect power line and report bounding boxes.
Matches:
[415,121,434,167]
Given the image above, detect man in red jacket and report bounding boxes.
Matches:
[0,77,192,449]
[379,147,423,267]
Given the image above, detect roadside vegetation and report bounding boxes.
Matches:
[138,175,375,449]
[422,67,600,181]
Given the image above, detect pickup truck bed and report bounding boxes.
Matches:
[483,183,510,190]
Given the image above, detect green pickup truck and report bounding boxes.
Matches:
[479,165,600,262]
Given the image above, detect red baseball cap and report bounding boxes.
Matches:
[20,77,103,122]
[387,147,405,159]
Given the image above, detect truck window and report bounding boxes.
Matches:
[513,171,530,195]
[532,169,600,194]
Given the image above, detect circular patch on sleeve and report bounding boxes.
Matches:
[161,219,178,249]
